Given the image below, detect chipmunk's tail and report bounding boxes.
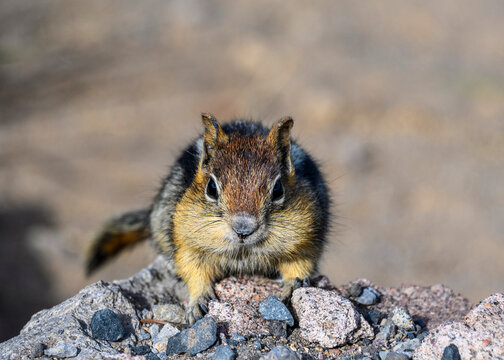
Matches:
[86,208,151,275]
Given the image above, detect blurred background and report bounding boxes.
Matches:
[1,0,503,342]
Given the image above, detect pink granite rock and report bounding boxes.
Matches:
[291,287,373,348]
[413,293,504,360]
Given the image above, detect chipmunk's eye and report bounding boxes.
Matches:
[272,178,284,203]
[206,177,218,201]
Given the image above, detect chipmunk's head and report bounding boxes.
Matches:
[177,113,311,253]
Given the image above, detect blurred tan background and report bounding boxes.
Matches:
[1,0,503,342]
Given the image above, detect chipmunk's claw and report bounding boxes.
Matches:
[185,305,203,325]
[293,276,311,291]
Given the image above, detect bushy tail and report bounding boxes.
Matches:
[86,208,151,275]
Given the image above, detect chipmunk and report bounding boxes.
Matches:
[86,114,330,324]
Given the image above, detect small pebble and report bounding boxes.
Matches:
[91,308,128,341]
[385,353,409,360]
[392,338,420,352]
[362,338,372,345]
[166,317,217,355]
[153,304,186,324]
[391,307,415,331]
[253,342,262,350]
[137,328,151,341]
[130,345,150,355]
[152,323,180,353]
[214,345,236,360]
[355,287,381,305]
[44,342,79,358]
[441,344,461,360]
[267,320,287,338]
[260,345,300,360]
[259,296,294,326]
[366,310,384,325]
[375,320,396,341]
[348,283,363,298]
[31,343,45,358]
[148,324,160,339]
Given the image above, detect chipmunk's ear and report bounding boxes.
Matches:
[200,113,228,167]
[267,116,294,175]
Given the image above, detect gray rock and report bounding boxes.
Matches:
[291,287,373,348]
[166,317,217,355]
[267,320,287,338]
[259,296,294,326]
[91,308,127,341]
[44,342,79,358]
[441,344,461,360]
[0,256,185,360]
[391,307,415,331]
[260,346,300,360]
[355,287,381,305]
[392,338,420,352]
[151,323,180,353]
[375,319,396,341]
[214,345,236,360]
[152,304,186,324]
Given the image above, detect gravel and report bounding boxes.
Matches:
[259,296,294,326]
[90,309,128,341]
[151,323,179,353]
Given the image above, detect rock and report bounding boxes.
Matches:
[165,317,217,356]
[130,345,150,355]
[260,346,300,360]
[375,320,396,342]
[148,324,160,339]
[413,293,504,360]
[268,320,287,338]
[291,287,373,348]
[355,287,381,306]
[392,338,420,352]
[366,310,384,325]
[441,344,461,360]
[44,342,79,358]
[208,300,269,337]
[385,353,409,360]
[0,255,184,360]
[91,309,128,341]
[391,307,415,331]
[259,296,294,326]
[151,323,179,353]
[152,304,186,324]
[348,283,364,298]
[214,345,236,360]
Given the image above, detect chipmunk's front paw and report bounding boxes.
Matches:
[280,276,311,302]
[293,276,311,290]
[185,289,217,325]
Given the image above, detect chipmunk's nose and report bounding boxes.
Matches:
[230,212,258,237]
